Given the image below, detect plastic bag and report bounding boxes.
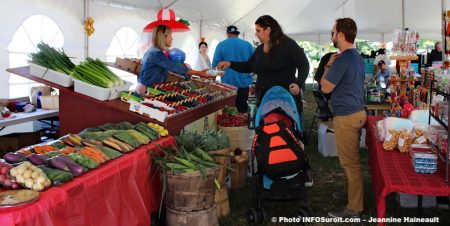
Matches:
[383,117,415,134]
[0,159,22,189]
[398,131,413,153]
[9,161,51,191]
[383,130,400,151]
[376,120,385,141]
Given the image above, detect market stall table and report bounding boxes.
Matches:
[0,136,175,226]
[0,109,59,132]
[365,116,450,226]
[6,66,236,135]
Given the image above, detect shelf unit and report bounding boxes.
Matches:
[390,55,419,73]
[6,66,235,135]
[428,82,450,183]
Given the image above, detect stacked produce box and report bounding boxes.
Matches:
[217,106,251,190]
[126,79,237,122]
[28,42,131,101]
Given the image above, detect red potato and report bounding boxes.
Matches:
[1,166,9,175]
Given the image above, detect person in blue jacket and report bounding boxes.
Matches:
[212,25,254,113]
[137,25,208,95]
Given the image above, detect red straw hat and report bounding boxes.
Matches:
[143,9,190,32]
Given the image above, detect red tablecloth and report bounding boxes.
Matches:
[0,136,175,226]
[366,116,450,226]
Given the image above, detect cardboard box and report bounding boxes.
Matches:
[318,121,338,157]
[40,95,59,110]
[135,63,142,74]
[114,58,140,74]
[396,192,436,208]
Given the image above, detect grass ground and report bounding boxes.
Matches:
[219,88,450,226]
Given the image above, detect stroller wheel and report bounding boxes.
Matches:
[246,208,258,225]
[257,207,267,223]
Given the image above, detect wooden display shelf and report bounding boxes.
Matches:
[390,55,419,72]
[6,66,236,135]
[390,55,419,61]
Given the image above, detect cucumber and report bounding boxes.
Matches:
[96,145,123,159]
[38,166,74,185]
[135,123,159,140]
[68,152,99,169]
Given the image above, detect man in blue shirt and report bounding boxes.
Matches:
[376,60,390,84]
[212,25,254,112]
[320,18,367,218]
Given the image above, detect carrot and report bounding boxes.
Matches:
[85,146,110,161]
[34,145,57,154]
[78,149,102,163]
[60,146,76,154]
[78,147,107,163]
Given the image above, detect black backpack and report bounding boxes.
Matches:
[252,120,310,179]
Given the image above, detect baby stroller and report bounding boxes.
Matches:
[247,86,312,225]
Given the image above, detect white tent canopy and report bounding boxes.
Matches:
[119,0,446,42]
[0,0,448,98]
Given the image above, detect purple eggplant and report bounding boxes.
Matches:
[48,155,70,172]
[26,154,48,166]
[4,152,27,164]
[52,155,84,176]
[60,155,84,176]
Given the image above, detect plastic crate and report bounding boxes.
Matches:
[29,62,74,87]
[74,79,132,101]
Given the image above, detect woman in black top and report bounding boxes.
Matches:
[314,52,335,100]
[217,15,310,104]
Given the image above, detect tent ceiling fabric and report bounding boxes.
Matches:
[119,0,445,41]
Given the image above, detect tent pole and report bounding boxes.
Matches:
[199,19,203,40]
[84,0,89,58]
[442,0,446,61]
[402,0,405,29]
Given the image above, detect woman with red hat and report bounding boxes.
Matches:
[136,24,208,95]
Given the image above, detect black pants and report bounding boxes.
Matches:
[236,87,249,113]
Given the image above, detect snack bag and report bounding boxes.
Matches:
[383,130,400,151]
[398,131,413,153]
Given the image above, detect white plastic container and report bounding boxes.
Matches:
[318,122,338,157]
[74,79,133,101]
[28,62,74,87]
[128,101,168,122]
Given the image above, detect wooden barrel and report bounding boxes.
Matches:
[166,167,218,212]
[230,159,248,190]
[215,187,230,217]
[166,205,219,226]
[208,148,229,185]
